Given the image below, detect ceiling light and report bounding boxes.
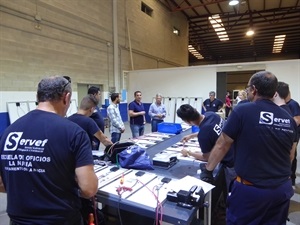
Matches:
[188,45,204,60]
[229,0,239,6]
[246,29,254,36]
[214,28,225,32]
[209,14,229,42]
[173,27,180,36]
[272,34,286,53]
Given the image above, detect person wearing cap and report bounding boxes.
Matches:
[201,71,297,225]
[0,76,98,225]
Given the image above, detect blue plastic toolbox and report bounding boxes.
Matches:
[157,122,182,134]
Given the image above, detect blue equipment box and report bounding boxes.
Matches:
[157,122,182,134]
[191,125,200,133]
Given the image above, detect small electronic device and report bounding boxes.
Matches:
[152,153,178,168]
[110,166,119,172]
[189,185,197,194]
[135,171,145,177]
[167,191,177,202]
[166,185,204,208]
[177,202,193,209]
[161,177,172,183]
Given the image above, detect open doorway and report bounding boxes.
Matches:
[217,70,261,111]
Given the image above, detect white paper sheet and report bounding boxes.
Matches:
[171,175,215,194]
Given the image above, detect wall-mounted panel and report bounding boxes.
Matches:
[175,97,190,123]
[7,102,30,124]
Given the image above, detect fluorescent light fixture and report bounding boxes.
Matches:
[188,45,204,60]
[246,29,254,36]
[214,28,225,32]
[173,27,180,36]
[229,0,239,6]
[272,34,286,53]
[212,24,222,28]
[209,14,229,41]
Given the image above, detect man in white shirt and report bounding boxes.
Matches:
[148,93,166,132]
[107,93,125,143]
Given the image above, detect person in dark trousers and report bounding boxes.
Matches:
[177,104,236,192]
[202,91,223,112]
[88,86,105,150]
[68,95,112,147]
[224,91,232,118]
[285,88,300,186]
[0,76,98,225]
[201,71,297,225]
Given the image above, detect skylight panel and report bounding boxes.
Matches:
[272,35,286,53]
[188,45,204,59]
[209,14,229,42]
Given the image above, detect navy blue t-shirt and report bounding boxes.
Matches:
[203,98,223,112]
[287,98,300,136]
[90,106,104,132]
[68,113,99,147]
[238,99,249,104]
[90,106,105,149]
[128,100,145,125]
[287,99,300,117]
[280,104,292,116]
[0,110,93,224]
[223,99,298,187]
[198,112,234,167]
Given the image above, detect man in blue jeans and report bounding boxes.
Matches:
[128,91,146,138]
[107,93,125,143]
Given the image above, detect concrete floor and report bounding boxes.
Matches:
[0,122,299,225]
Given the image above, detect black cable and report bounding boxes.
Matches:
[16,103,27,119]
[92,196,98,225]
[117,196,123,225]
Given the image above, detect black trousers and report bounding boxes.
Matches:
[10,217,84,225]
[291,144,298,184]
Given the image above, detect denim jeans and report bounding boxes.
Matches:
[130,124,145,138]
[151,119,163,132]
[111,132,122,143]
